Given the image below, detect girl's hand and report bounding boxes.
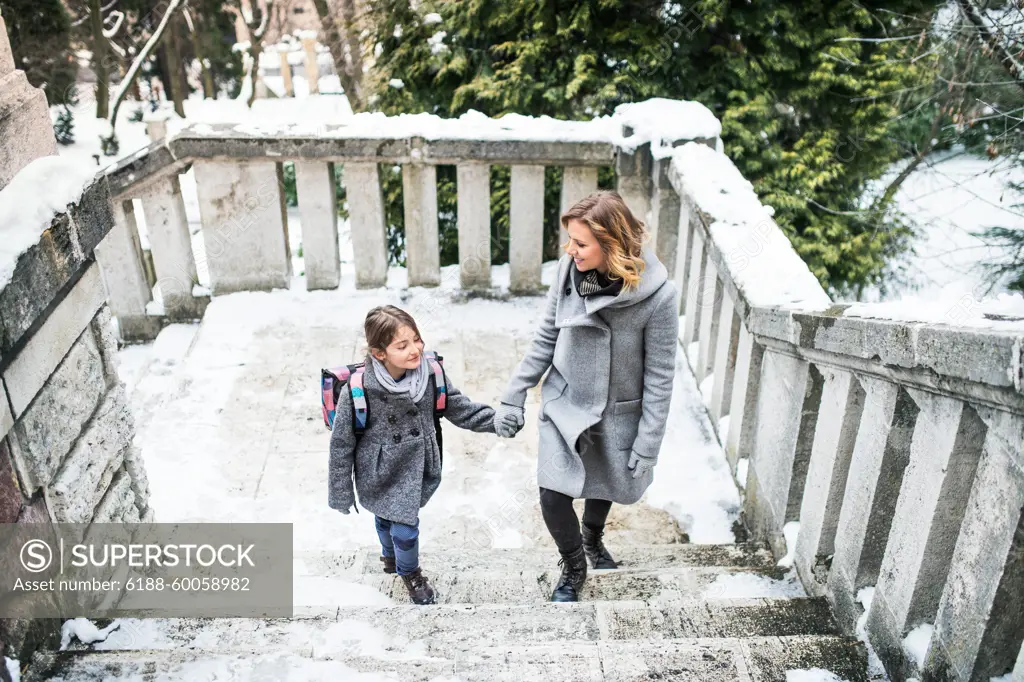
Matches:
[494,403,525,438]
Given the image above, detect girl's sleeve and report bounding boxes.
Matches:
[499,258,564,407]
[441,372,498,433]
[328,388,358,511]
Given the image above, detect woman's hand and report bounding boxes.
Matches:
[494,403,526,438]
[627,451,656,479]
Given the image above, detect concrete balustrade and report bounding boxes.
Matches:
[559,166,599,244]
[403,162,441,287]
[509,165,545,293]
[457,163,492,289]
[344,161,389,289]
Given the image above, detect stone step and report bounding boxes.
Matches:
[55,598,841,658]
[295,543,780,579]
[42,636,867,682]
[295,564,799,606]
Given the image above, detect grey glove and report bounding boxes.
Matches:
[627,451,656,479]
[494,403,525,438]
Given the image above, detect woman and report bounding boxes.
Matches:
[495,190,679,602]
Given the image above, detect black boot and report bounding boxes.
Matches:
[380,555,396,574]
[550,546,588,602]
[401,567,437,605]
[581,523,618,570]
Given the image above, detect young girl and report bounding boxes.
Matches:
[328,305,521,604]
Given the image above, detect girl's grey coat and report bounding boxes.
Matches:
[329,362,495,525]
[501,248,679,504]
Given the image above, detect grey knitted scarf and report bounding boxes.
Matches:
[370,355,431,403]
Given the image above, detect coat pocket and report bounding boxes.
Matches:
[611,398,643,450]
[377,438,426,486]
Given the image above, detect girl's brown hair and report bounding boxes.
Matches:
[560,190,648,291]
[364,305,422,359]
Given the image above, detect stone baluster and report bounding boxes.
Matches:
[826,379,918,632]
[95,199,160,341]
[302,37,320,95]
[650,156,681,277]
[344,162,388,288]
[709,295,739,426]
[279,48,294,97]
[744,349,824,558]
[922,407,1024,681]
[456,162,492,289]
[614,137,651,224]
[138,175,207,318]
[794,367,864,597]
[294,161,340,290]
[403,161,440,287]
[509,165,545,293]
[680,227,706,353]
[559,166,598,244]
[695,259,722,383]
[192,160,291,294]
[724,319,765,472]
[672,194,696,316]
[866,393,987,677]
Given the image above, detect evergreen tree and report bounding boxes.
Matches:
[1,0,78,107]
[366,0,940,294]
[54,105,75,145]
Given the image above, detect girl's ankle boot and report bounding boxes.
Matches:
[581,523,619,569]
[550,546,588,602]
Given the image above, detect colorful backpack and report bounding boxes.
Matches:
[321,352,448,460]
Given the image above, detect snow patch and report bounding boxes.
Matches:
[389,78,406,89]
[736,458,748,490]
[704,570,806,598]
[845,292,1024,331]
[423,12,442,24]
[903,623,934,669]
[855,587,888,678]
[0,155,98,289]
[777,521,800,568]
[786,670,849,682]
[613,98,722,157]
[60,618,119,650]
[4,657,19,682]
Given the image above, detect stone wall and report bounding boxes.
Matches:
[0,15,151,669]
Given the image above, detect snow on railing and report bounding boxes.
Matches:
[666,125,1024,681]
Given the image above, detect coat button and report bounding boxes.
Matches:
[388,415,397,425]
[411,429,420,437]
[407,409,416,417]
[565,287,571,296]
[393,434,402,443]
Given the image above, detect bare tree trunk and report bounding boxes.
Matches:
[312,0,364,111]
[165,14,187,116]
[338,0,364,107]
[186,10,217,99]
[90,0,110,118]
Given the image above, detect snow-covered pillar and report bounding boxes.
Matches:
[650,155,681,277]
[402,161,440,287]
[614,138,651,226]
[559,166,598,245]
[744,349,823,559]
[680,226,706,349]
[193,160,292,294]
[95,199,160,341]
[138,176,206,319]
[278,48,294,97]
[695,258,722,383]
[301,37,320,95]
[294,161,340,290]
[709,294,739,425]
[724,319,764,472]
[456,162,492,289]
[509,165,545,293]
[867,392,986,678]
[826,378,914,632]
[344,162,388,288]
[794,367,863,598]
[923,408,1024,681]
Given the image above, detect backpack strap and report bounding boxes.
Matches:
[349,366,369,434]
[322,365,354,430]
[425,351,447,414]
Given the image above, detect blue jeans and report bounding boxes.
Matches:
[374,516,419,576]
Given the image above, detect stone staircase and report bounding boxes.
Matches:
[38,544,868,681]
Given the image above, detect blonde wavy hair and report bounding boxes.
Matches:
[561,190,649,291]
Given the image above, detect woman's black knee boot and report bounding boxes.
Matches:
[550,546,588,602]
[581,523,619,569]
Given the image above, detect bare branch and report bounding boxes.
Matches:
[103,10,125,38]
[955,0,1024,93]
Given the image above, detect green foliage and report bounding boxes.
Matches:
[1,0,77,106]
[365,0,940,293]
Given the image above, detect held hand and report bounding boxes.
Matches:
[494,403,526,438]
[627,451,656,480]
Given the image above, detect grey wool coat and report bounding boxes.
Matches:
[329,360,496,525]
[501,247,679,504]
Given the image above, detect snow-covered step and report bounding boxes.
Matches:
[295,543,780,579]
[59,599,841,658]
[44,636,867,681]
[299,565,800,606]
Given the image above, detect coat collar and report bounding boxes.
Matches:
[554,245,669,329]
